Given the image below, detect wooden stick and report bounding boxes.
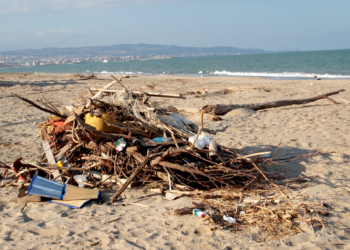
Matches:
[88,88,94,96]
[111,203,151,208]
[23,161,55,175]
[86,79,117,108]
[202,89,346,115]
[11,93,67,119]
[90,175,112,189]
[104,120,150,138]
[42,141,62,181]
[189,109,205,149]
[91,80,117,99]
[109,156,150,202]
[250,161,286,197]
[144,140,188,146]
[164,125,180,149]
[111,75,132,94]
[89,88,185,99]
[1,168,37,187]
[106,218,120,223]
[243,151,271,158]
[53,165,74,181]
[90,240,101,247]
[125,146,230,186]
[208,139,218,157]
[324,97,339,104]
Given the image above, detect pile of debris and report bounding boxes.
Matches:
[1,75,337,240]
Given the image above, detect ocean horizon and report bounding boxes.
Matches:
[1,49,350,80]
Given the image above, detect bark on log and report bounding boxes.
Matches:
[202,89,345,115]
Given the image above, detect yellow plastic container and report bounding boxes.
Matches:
[85,113,123,133]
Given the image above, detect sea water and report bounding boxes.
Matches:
[1,49,349,80]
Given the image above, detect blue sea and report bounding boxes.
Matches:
[1,49,350,80]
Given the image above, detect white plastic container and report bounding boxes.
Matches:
[223,215,236,223]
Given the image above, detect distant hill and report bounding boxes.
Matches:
[0,43,268,59]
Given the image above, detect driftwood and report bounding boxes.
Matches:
[86,78,119,107]
[89,88,185,99]
[11,93,68,119]
[202,89,345,115]
[109,147,174,202]
[109,156,150,202]
[125,146,233,187]
[74,74,98,80]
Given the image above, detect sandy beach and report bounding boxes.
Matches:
[1,73,350,249]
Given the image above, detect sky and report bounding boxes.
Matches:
[0,0,349,52]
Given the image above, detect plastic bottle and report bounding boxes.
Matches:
[57,161,64,168]
[223,215,236,223]
[152,137,165,143]
[193,209,207,218]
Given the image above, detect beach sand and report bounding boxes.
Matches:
[1,73,350,249]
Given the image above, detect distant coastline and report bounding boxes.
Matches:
[0,43,268,69]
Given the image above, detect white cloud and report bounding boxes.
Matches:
[36,28,73,38]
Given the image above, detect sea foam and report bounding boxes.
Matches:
[212,71,350,79]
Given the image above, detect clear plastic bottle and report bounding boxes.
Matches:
[193,209,207,218]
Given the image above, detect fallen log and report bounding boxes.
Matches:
[202,89,345,115]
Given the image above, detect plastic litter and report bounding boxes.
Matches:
[262,153,271,158]
[152,137,165,143]
[28,175,65,199]
[223,215,237,223]
[115,138,126,151]
[74,175,88,188]
[188,133,212,149]
[193,208,207,218]
[57,160,64,168]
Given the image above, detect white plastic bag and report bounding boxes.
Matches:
[223,215,237,223]
[188,132,212,149]
[74,175,87,188]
